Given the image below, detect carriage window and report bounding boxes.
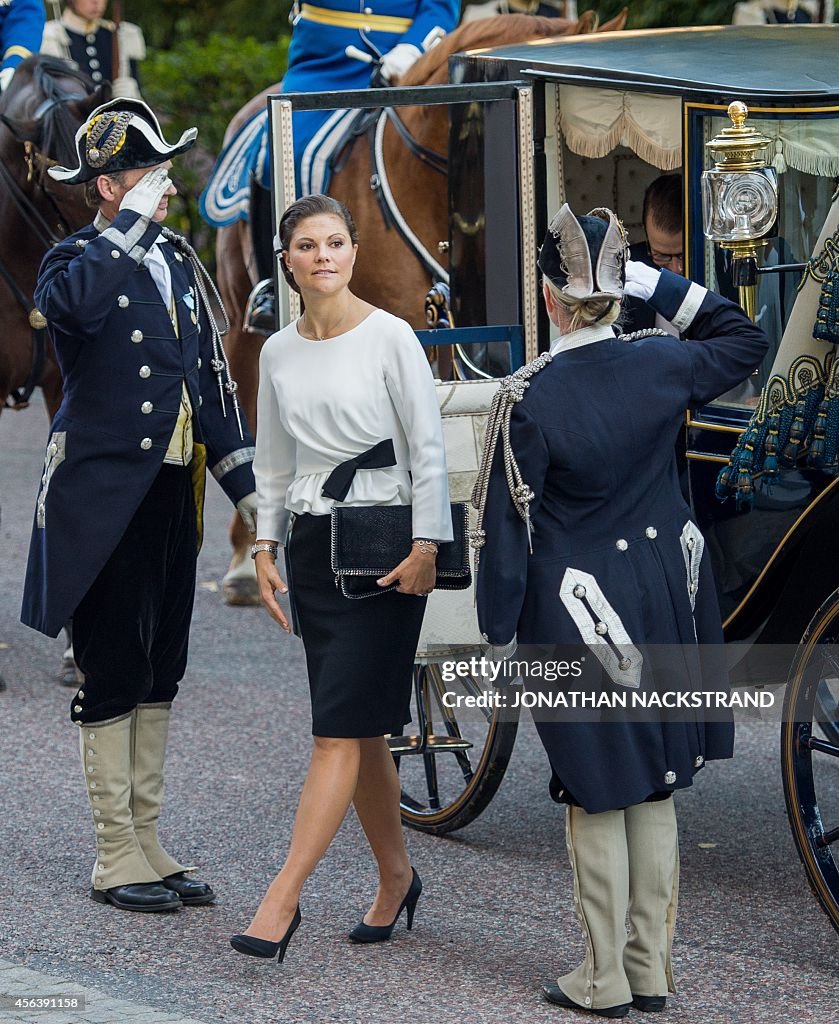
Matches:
[696,111,839,413]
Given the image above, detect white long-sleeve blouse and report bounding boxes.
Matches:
[254,308,453,545]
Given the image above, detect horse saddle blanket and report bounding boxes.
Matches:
[199,104,368,228]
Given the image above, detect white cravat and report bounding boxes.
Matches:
[143,241,172,307]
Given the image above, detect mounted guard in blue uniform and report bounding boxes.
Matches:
[0,0,45,93]
[21,98,257,914]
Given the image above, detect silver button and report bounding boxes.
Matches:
[85,33,96,42]
[140,438,152,451]
[197,357,202,369]
[141,402,153,414]
[77,690,85,699]
[110,249,120,259]
[89,58,99,69]
[616,538,628,551]
[97,822,105,830]
[88,733,95,740]
[174,252,183,262]
[694,755,704,768]
[572,584,586,599]
[480,632,489,642]
[664,770,677,784]
[118,295,129,308]
[139,366,151,378]
[75,705,83,714]
[686,537,695,549]
[584,998,591,1005]
[92,71,102,82]
[619,657,632,671]
[198,395,203,407]
[645,526,657,539]
[48,442,58,455]
[86,46,96,56]
[86,765,94,773]
[93,810,101,816]
[595,622,608,636]
[89,781,97,789]
[131,330,143,343]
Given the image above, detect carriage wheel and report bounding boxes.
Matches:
[389,663,519,835]
[781,588,839,935]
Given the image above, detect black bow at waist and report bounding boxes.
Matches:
[320,438,397,502]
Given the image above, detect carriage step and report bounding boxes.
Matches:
[388,734,474,755]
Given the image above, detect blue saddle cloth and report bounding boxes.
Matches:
[199,108,271,229]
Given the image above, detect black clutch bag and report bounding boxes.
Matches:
[330,503,471,599]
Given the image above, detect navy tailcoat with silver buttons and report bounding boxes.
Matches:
[476,270,769,813]
[20,208,255,638]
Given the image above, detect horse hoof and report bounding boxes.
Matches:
[222,578,261,606]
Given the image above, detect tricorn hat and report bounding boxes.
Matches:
[538,204,628,301]
[48,98,197,185]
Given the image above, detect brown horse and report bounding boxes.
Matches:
[0,56,105,417]
[216,11,628,601]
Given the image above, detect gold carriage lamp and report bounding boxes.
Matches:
[701,101,778,321]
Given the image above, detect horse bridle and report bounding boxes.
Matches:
[0,91,87,408]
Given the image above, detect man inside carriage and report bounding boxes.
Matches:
[0,0,45,94]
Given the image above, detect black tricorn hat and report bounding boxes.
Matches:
[48,98,197,185]
[538,204,628,301]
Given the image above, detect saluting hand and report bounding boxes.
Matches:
[119,167,174,220]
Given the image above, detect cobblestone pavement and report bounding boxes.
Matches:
[1,403,837,1024]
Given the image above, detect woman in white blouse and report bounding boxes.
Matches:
[230,194,452,963]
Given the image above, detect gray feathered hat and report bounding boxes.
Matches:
[48,98,197,185]
[538,204,628,301]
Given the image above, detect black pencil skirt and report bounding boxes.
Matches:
[287,512,427,738]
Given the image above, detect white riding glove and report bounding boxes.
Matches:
[236,491,258,534]
[0,67,15,93]
[119,167,173,219]
[380,42,422,82]
[623,260,661,301]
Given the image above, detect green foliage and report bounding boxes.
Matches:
[140,33,289,262]
[121,0,293,48]
[578,1,738,27]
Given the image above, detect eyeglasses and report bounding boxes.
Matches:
[647,246,684,268]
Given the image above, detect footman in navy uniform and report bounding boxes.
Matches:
[474,205,769,1015]
[21,98,257,912]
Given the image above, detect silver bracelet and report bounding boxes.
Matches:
[412,538,439,555]
[251,542,278,559]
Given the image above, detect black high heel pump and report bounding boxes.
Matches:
[348,868,422,943]
[230,906,301,963]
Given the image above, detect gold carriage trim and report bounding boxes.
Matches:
[85,111,131,169]
[3,45,33,62]
[299,4,412,33]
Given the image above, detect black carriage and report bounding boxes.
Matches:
[268,24,839,933]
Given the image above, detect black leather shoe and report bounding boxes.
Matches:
[90,883,181,912]
[632,995,667,1012]
[162,872,215,905]
[542,984,631,1018]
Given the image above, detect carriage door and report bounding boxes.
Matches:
[269,80,536,373]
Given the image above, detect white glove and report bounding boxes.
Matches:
[236,491,258,534]
[119,167,173,219]
[0,67,15,93]
[380,42,422,82]
[623,260,662,301]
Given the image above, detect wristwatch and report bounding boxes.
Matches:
[251,542,279,559]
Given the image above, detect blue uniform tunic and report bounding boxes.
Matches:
[284,0,459,193]
[476,271,769,813]
[0,0,44,73]
[21,209,256,639]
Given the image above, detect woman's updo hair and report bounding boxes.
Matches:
[545,278,622,333]
[277,194,358,294]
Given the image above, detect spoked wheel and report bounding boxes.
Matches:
[389,662,519,834]
[781,588,839,935]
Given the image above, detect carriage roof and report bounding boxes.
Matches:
[454,25,839,103]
